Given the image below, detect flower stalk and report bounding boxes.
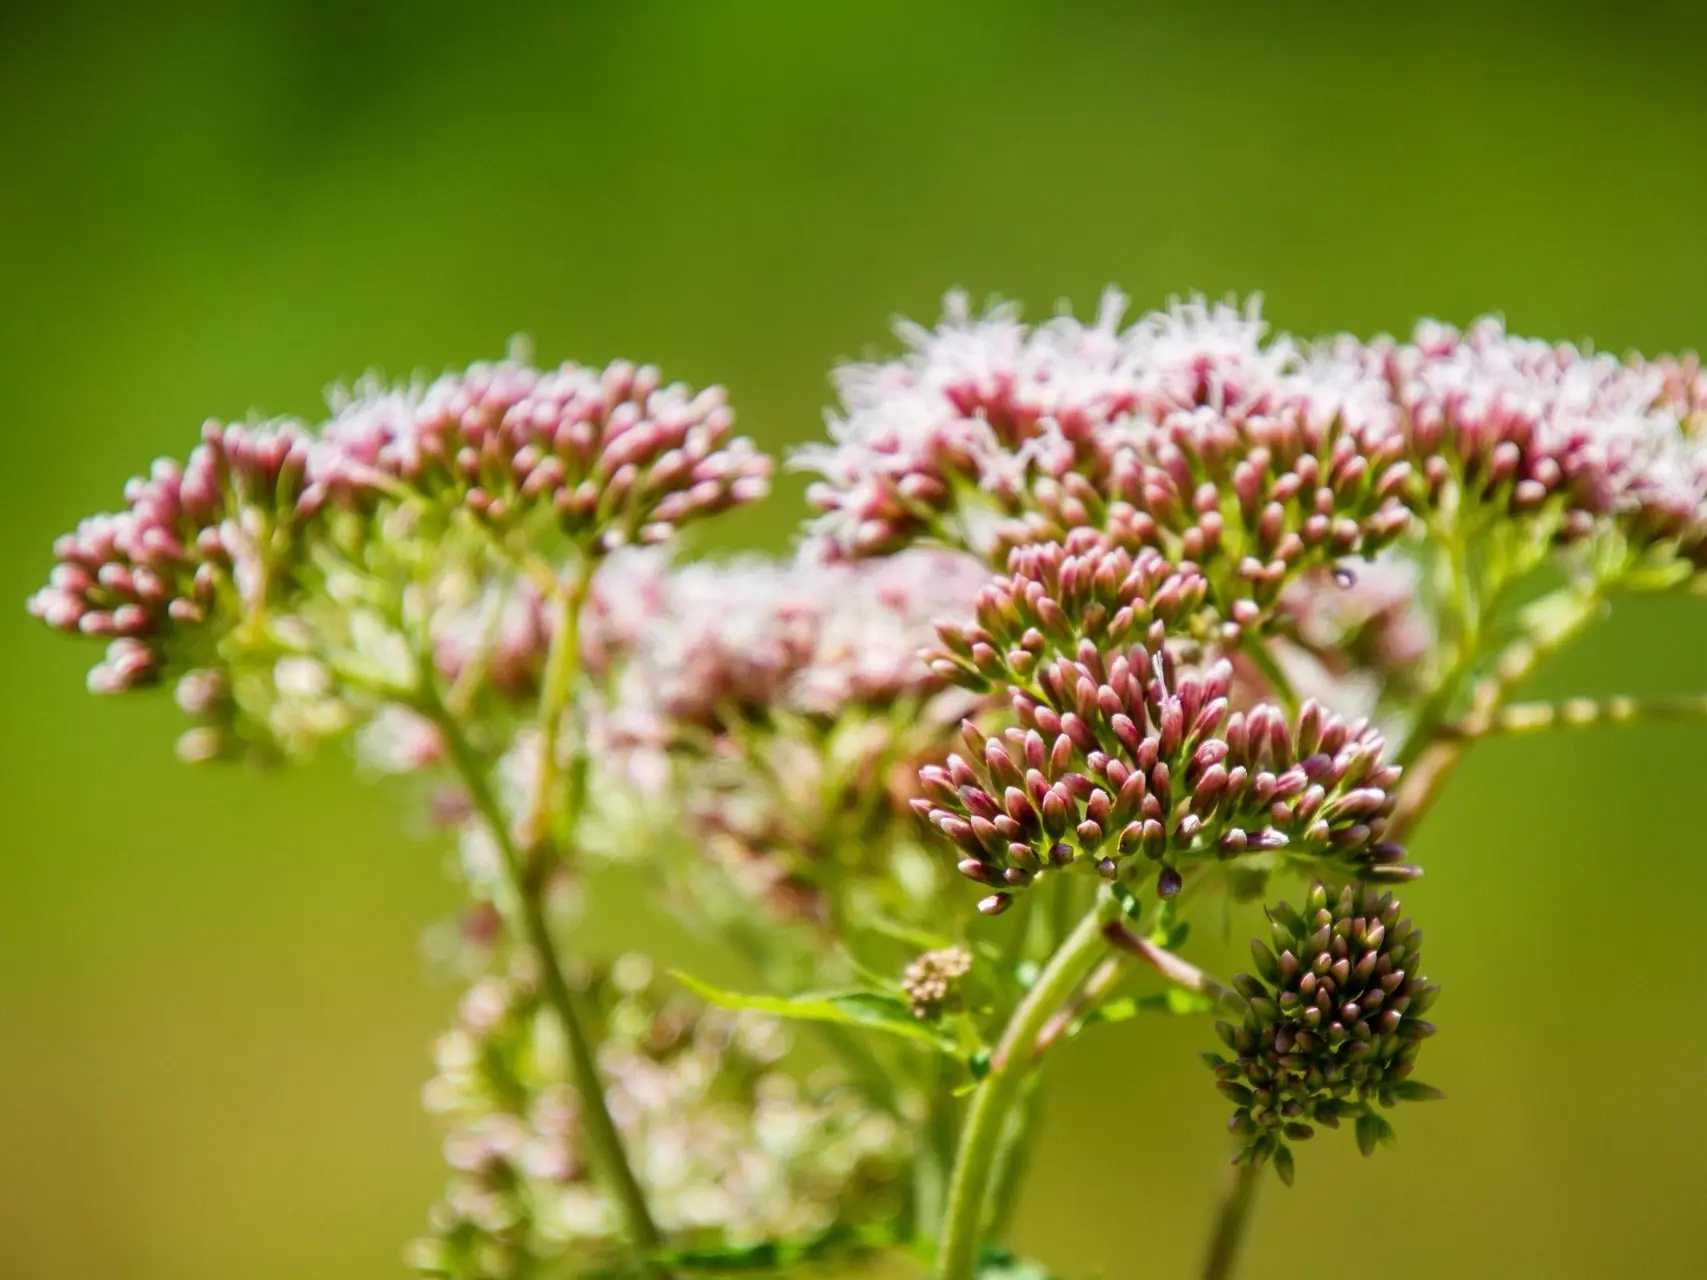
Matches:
[935,896,1117,1280]
[423,694,665,1272]
[1200,1157,1262,1280]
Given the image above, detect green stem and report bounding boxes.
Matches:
[525,561,595,858]
[1389,585,1605,840]
[1200,1157,1261,1280]
[1099,922,1237,1008]
[426,702,665,1271]
[982,1073,1044,1244]
[914,1055,960,1240]
[1453,691,1707,739]
[934,897,1114,1280]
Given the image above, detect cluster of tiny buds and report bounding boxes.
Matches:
[929,531,1210,686]
[316,357,771,552]
[1002,395,1416,597]
[915,649,1414,915]
[29,421,314,692]
[797,291,1707,575]
[31,356,773,701]
[900,946,973,1020]
[1205,881,1441,1182]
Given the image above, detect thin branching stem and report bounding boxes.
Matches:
[423,695,666,1273]
[525,559,597,860]
[1390,584,1605,839]
[1098,921,1237,1007]
[1451,691,1707,738]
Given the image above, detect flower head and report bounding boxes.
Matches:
[315,356,771,553]
[1206,881,1441,1182]
[28,421,315,693]
[795,293,1415,609]
[901,946,974,1021]
[916,638,1414,915]
[608,547,988,732]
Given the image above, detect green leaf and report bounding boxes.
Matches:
[1356,1108,1397,1156]
[1111,881,1143,920]
[1080,995,1140,1029]
[1147,898,1190,949]
[1272,1142,1296,1186]
[1137,988,1219,1016]
[672,972,960,1053]
[1388,1079,1446,1103]
[976,1245,1061,1279]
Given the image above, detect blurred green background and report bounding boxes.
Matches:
[5,1,1707,1276]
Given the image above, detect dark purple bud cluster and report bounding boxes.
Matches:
[28,422,315,692]
[928,531,1209,685]
[1205,881,1441,1183]
[316,358,771,553]
[914,647,1415,914]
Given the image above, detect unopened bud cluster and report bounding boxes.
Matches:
[28,422,315,692]
[1206,882,1440,1181]
[318,357,771,550]
[916,641,1414,915]
[30,355,770,710]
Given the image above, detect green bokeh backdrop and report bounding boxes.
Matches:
[4,3,1706,1276]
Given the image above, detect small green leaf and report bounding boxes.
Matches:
[975,1246,1061,1279]
[1082,995,1140,1027]
[1272,1142,1296,1187]
[1356,1108,1396,1156]
[1111,882,1144,920]
[1388,1079,1446,1103]
[672,972,958,1052]
[1138,988,1219,1016]
[1148,899,1190,948]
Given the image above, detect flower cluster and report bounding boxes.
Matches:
[1206,882,1440,1181]
[1372,318,1707,555]
[600,547,989,732]
[918,647,1412,912]
[30,355,770,711]
[583,548,990,927]
[409,956,908,1279]
[28,422,315,692]
[797,293,1707,584]
[795,293,1415,595]
[929,532,1210,683]
[901,946,974,1021]
[316,356,772,551]
[915,539,1415,915]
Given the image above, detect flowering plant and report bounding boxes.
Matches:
[31,293,1707,1278]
